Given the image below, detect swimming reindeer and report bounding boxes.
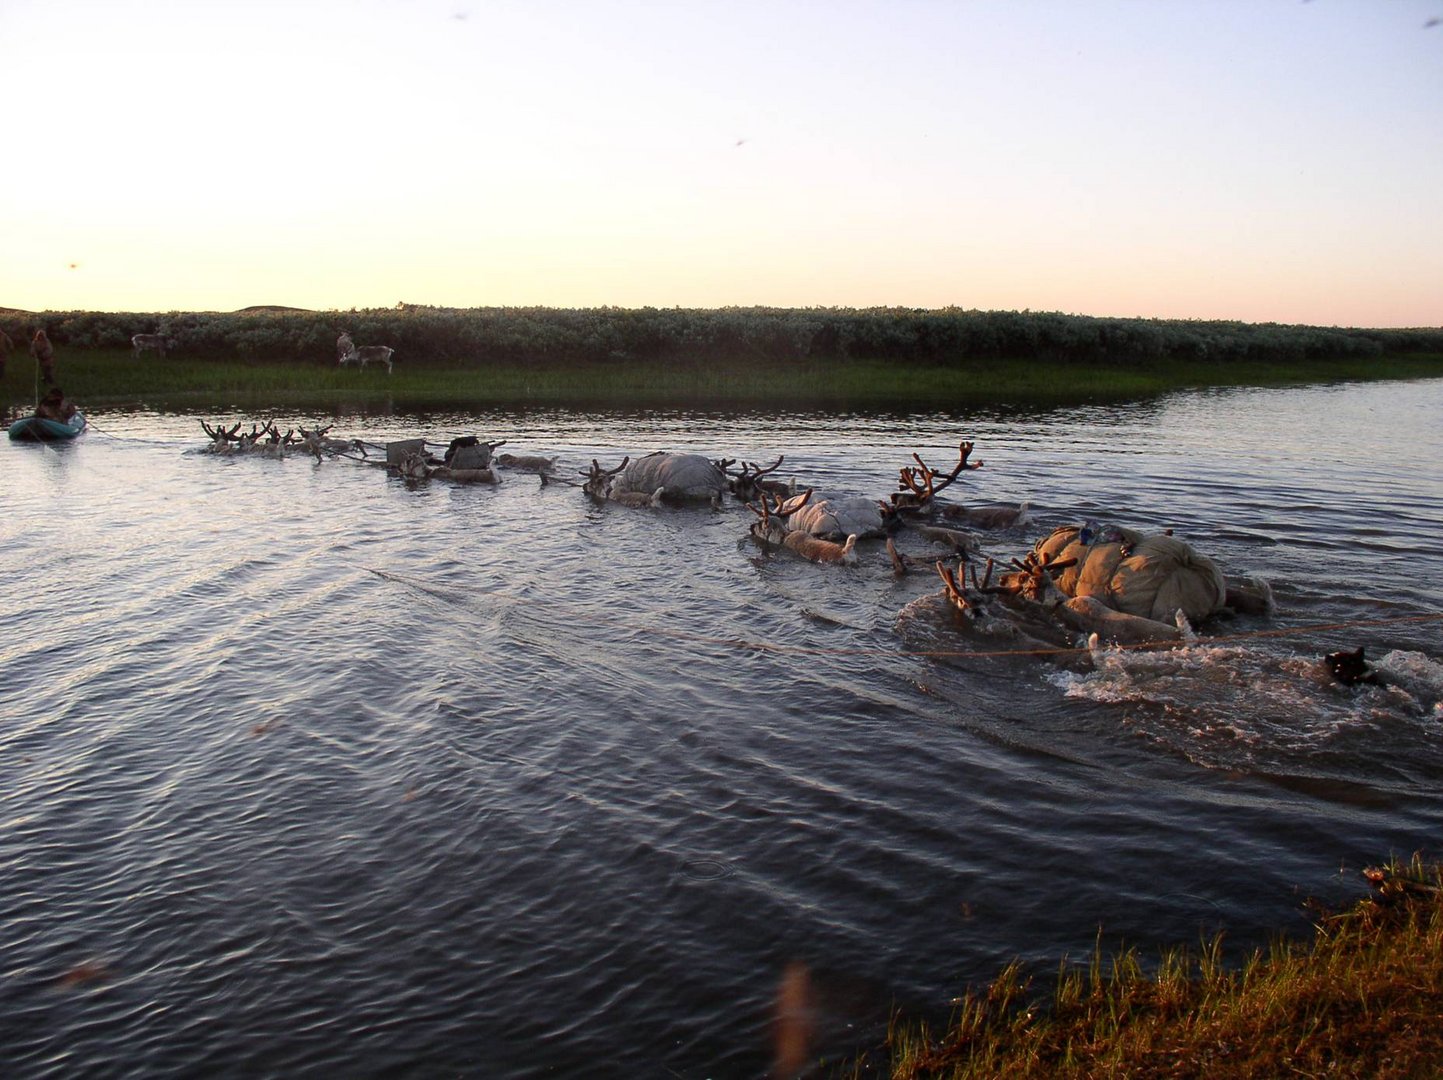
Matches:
[582,453,727,506]
[785,494,892,541]
[580,457,663,507]
[297,425,368,460]
[200,420,243,453]
[609,451,728,504]
[718,455,797,501]
[748,489,858,565]
[495,452,559,476]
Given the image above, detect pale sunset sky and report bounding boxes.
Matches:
[3,0,1440,327]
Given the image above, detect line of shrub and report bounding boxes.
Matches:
[4,304,1440,369]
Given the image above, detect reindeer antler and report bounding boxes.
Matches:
[728,455,787,499]
[747,455,784,479]
[892,440,983,509]
[773,487,813,517]
[582,455,630,478]
[936,560,972,611]
[997,551,1078,602]
[970,557,996,593]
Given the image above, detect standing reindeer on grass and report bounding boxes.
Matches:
[131,333,174,359]
[337,333,395,374]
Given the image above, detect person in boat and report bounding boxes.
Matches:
[34,387,77,422]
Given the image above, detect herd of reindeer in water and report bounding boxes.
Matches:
[3,325,1389,688]
[190,416,1345,680]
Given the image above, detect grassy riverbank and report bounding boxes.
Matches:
[856,859,1443,1079]
[4,349,1441,412]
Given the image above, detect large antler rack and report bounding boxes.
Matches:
[262,421,299,445]
[746,487,813,545]
[890,440,982,511]
[935,555,999,611]
[996,550,1078,603]
[586,455,629,479]
[200,420,243,443]
[938,547,1082,613]
[581,456,630,500]
[720,455,789,500]
[936,560,974,611]
[746,487,813,524]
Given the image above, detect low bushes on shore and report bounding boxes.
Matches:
[5,350,1437,412]
[3,304,1442,370]
[4,348,1440,414]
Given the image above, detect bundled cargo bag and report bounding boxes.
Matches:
[1033,524,1226,624]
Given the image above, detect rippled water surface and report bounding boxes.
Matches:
[3,378,1442,1077]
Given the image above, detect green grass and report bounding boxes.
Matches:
[4,349,1440,413]
[854,857,1443,1079]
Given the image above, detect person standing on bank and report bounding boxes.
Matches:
[31,329,55,386]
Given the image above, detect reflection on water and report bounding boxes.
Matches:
[1,379,1441,1077]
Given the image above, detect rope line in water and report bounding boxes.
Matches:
[77,419,130,440]
[365,567,1441,661]
[635,611,1443,660]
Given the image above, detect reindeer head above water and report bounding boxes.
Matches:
[1325,647,1381,687]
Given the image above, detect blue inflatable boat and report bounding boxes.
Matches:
[7,411,87,441]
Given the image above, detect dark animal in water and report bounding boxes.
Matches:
[441,436,505,474]
[444,436,479,465]
[1325,646,1382,687]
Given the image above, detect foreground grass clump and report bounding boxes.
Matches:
[875,859,1443,1079]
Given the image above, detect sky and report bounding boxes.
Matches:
[3,0,1440,327]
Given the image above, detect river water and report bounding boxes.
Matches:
[2,377,1441,1077]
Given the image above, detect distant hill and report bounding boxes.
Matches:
[234,305,314,313]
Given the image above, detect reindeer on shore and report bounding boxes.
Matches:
[339,342,394,374]
[131,333,174,359]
